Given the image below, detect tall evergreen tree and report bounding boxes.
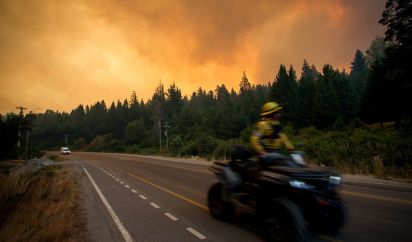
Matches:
[270,64,289,105]
[130,91,140,121]
[166,83,183,120]
[215,85,236,138]
[271,64,298,124]
[349,50,369,100]
[379,0,412,122]
[314,65,340,128]
[336,71,358,120]
[362,60,388,123]
[296,60,318,126]
[69,105,86,139]
[286,65,299,123]
[365,37,387,67]
[238,72,255,126]
[239,71,252,94]
[361,37,388,123]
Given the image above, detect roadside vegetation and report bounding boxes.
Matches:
[294,125,412,178]
[46,154,65,162]
[75,123,411,178]
[0,165,86,242]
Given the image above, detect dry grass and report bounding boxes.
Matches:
[46,154,64,162]
[0,166,86,242]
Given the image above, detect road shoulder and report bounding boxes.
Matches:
[76,161,125,242]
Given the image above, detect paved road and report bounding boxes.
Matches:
[70,152,412,242]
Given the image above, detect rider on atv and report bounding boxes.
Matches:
[208,102,346,241]
[250,102,295,165]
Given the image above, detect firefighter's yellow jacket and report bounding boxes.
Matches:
[250,119,294,155]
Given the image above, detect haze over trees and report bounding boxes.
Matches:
[26,31,407,151]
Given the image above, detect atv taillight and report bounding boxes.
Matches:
[317,198,330,206]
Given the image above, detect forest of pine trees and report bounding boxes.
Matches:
[27,58,361,148]
[26,43,393,150]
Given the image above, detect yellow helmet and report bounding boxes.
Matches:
[261,102,282,117]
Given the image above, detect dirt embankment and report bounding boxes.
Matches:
[0,163,87,242]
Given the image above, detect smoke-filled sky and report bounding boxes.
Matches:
[0,0,386,114]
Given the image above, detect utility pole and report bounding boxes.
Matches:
[16,106,27,116]
[16,106,27,149]
[64,134,68,146]
[159,121,162,152]
[163,121,171,151]
[25,130,30,159]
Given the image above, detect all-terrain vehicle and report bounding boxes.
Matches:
[208,145,347,241]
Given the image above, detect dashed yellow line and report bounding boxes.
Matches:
[97,158,412,208]
[115,155,211,174]
[111,166,209,211]
[342,190,412,205]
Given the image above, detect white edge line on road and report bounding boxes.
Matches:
[186,227,206,240]
[139,195,147,200]
[83,167,133,242]
[125,185,130,188]
[150,202,160,208]
[120,181,124,184]
[164,213,178,221]
[131,189,137,193]
[116,178,119,181]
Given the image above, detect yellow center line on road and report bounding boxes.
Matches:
[110,166,209,211]
[86,157,412,207]
[114,155,212,175]
[342,190,412,205]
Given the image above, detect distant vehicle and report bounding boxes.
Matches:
[60,147,71,155]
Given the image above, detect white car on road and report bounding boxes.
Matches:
[60,147,71,155]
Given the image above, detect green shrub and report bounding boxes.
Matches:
[169,135,184,155]
[72,137,87,150]
[87,133,123,152]
[196,135,216,156]
[296,126,412,177]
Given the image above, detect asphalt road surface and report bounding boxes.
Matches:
[69,152,412,242]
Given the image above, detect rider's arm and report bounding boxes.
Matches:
[279,133,295,151]
[250,122,268,155]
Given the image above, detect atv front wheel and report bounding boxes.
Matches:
[207,182,235,221]
[319,201,347,234]
[263,198,307,242]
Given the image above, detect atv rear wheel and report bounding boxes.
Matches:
[263,198,307,242]
[207,182,235,221]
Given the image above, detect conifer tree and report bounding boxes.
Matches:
[379,0,412,122]
[296,60,318,127]
[349,50,369,101]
